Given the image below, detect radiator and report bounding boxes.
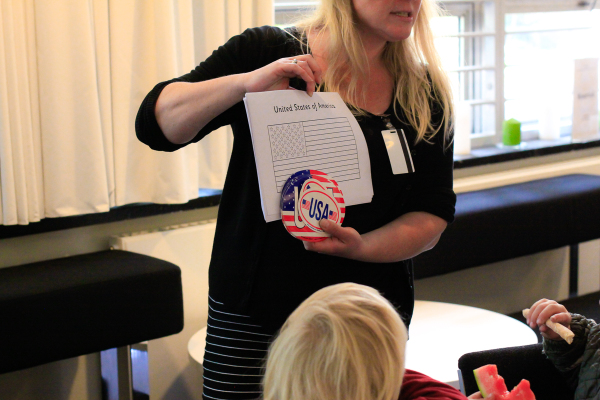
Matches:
[110,220,216,400]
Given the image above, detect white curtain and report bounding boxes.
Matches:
[0,0,43,225]
[193,0,274,189]
[0,0,273,225]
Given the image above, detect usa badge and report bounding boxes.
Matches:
[281,170,345,242]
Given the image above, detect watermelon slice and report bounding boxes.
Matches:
[506,380,536,400]
[473,364,536,400]
[473,365,509,398]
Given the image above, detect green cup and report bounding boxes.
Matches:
[503,118,521,146]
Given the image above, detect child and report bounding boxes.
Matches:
[262,283,473,400]
[524,298,600,399]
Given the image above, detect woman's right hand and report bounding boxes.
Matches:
[526,298,571,341]
[156,55,322,145]
[243,55,322,97]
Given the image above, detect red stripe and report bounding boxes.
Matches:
[299,236,327,242]
[282,215,295,221]
[310,170,327,175]
[286,227,323,233]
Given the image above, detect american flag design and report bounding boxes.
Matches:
[301,199,311,210]
[280,170,345,242]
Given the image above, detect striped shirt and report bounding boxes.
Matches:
[202,296,275,400]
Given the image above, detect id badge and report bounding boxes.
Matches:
[381,129,415,174]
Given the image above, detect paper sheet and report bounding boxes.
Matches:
[244,90,373,222]
[572,58,599,142]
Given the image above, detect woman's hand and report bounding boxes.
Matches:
[526,299,571,341]
[303,219,365,259]
[244,55,322,96]
[303,212,447,263]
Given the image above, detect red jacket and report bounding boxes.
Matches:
[400,369,468,400]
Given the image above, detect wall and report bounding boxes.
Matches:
[111,222,218,400]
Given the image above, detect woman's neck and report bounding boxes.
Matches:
[306,28,393,115]
[307,28,387,71]
[356,26,388,63]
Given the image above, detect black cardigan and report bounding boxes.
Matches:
[136,26,456,333]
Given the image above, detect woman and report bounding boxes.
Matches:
[136,0,456,398]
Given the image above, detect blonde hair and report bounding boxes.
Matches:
[293,0,453,145]
[262,283,408,400]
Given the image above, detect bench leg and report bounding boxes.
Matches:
[101,346,134,400]
[569,244,579,298]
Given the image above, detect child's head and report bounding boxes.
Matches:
[262,283,408,400]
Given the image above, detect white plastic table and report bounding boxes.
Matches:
[188,325,207,365]
[188,301,538,389]
[406,301,538,388]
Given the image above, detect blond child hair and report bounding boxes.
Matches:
[262,283,408,400]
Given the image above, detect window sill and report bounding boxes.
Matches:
[0,189,222,240]
[454,137,600,169]
[3,137,600,240]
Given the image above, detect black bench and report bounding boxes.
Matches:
[414,174,600,296]
[0,250,184,399]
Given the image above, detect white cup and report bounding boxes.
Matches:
[538,98,561,141]
[454,102,472,155]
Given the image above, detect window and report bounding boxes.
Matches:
[274,1,318,26]
[432,1,497,148]
[504,10,599,141]
[273,0,600,149]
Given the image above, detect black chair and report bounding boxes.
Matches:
[458,344,574,399]
[0,250,184,400]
